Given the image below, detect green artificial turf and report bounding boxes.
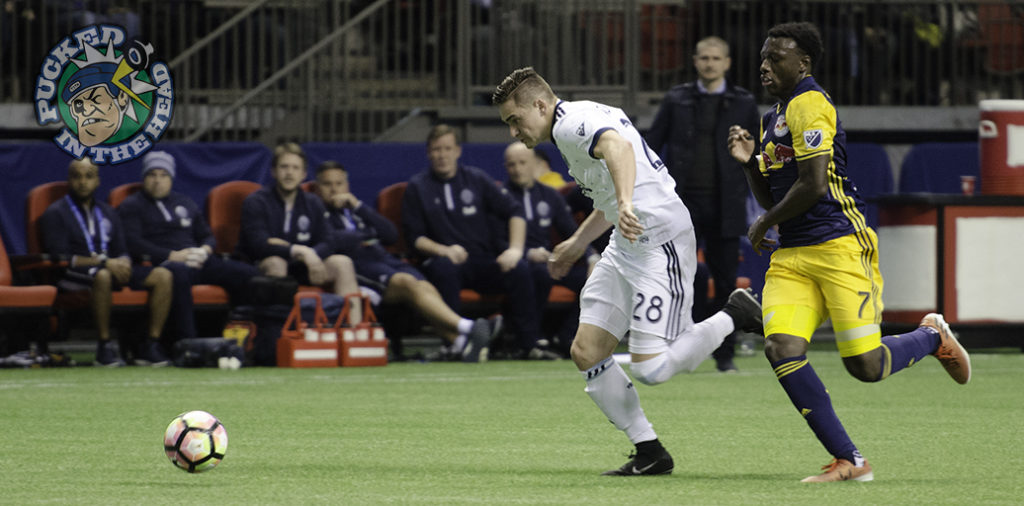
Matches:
[1,351,1022,504]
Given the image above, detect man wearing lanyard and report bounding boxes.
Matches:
[40,158,175,367]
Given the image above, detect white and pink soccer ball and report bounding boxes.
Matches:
[163,410,228,473]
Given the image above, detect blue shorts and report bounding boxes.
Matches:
[354,254,425,287]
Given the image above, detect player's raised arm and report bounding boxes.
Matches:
[591,129,642,242]
[728,125,774,211]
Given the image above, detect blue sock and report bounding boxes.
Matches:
[878,327,941,379]
[773,355,860,464]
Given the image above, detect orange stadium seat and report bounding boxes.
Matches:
[374,182,408,257]
[0,230,57,310]
[107,182,142,208]
[205,181,261,255]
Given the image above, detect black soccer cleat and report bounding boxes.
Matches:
[601,449,674,476]
[723,288,764,335]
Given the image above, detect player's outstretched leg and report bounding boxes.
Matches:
[630,289,762,385]
[920,313,971,384]
[722,288,764,334]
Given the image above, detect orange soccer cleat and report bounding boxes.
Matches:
[801,458,874,483]
[920,313,972,384]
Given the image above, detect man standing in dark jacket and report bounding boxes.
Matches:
[646,36,761,372]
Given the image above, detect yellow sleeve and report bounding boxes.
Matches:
[787,92,836,161]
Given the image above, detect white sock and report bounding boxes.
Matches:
[451,334,467,354]
[630,312,734,385]
[582,357,656,444]
[347,295,362,325]
[456,318,474,336]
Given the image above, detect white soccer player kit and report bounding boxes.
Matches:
[551,99,739,450]
[554,99,733,355]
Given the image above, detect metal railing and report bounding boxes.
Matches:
[3,0,1022,142]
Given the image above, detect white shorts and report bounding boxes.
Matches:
[579,229,697,352]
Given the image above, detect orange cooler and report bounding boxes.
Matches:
[979,99,1024,195]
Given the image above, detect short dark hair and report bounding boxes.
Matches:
[767,22,823,68]
[316,160,346,177]
[492,66,555,106]
[426,124,461,147]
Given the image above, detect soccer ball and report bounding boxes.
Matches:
[163,410,228,473]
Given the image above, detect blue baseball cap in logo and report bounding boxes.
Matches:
[62,62,130,103]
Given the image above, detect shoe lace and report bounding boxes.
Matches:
[819,459,841,473]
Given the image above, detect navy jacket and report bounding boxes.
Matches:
[496,182,576,250]
[118,191,216,264]
[40,196,129,260]
[646,81,760,237]
[401,165,524,257]
[325,202,398,259]
[237,186,333,261]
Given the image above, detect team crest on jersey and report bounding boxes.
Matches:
[460,188,477,215]
[536,201,551,227]
[773,115,789,137]
[803,129,823,149]
[34,25,174,165]
[175,205,191,228]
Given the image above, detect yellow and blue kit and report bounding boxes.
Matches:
[756,76,882,356]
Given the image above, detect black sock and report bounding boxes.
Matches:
[635,439,665,457]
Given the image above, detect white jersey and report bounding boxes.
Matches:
[551,99,691,249]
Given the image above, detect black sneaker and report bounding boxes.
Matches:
[95,340,125,367]
[723,288,763,335]
[135,339,170,367]
[602,449,674,476]
[463,315,503,363]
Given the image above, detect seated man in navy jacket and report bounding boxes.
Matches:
[238,143,362,319]
[502,142,595,358]
[312,160,499,362]
[401,124,543,357]
[118,151,261,339]
[40,157,174,367]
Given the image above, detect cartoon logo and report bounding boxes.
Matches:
[34,25,174,164]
